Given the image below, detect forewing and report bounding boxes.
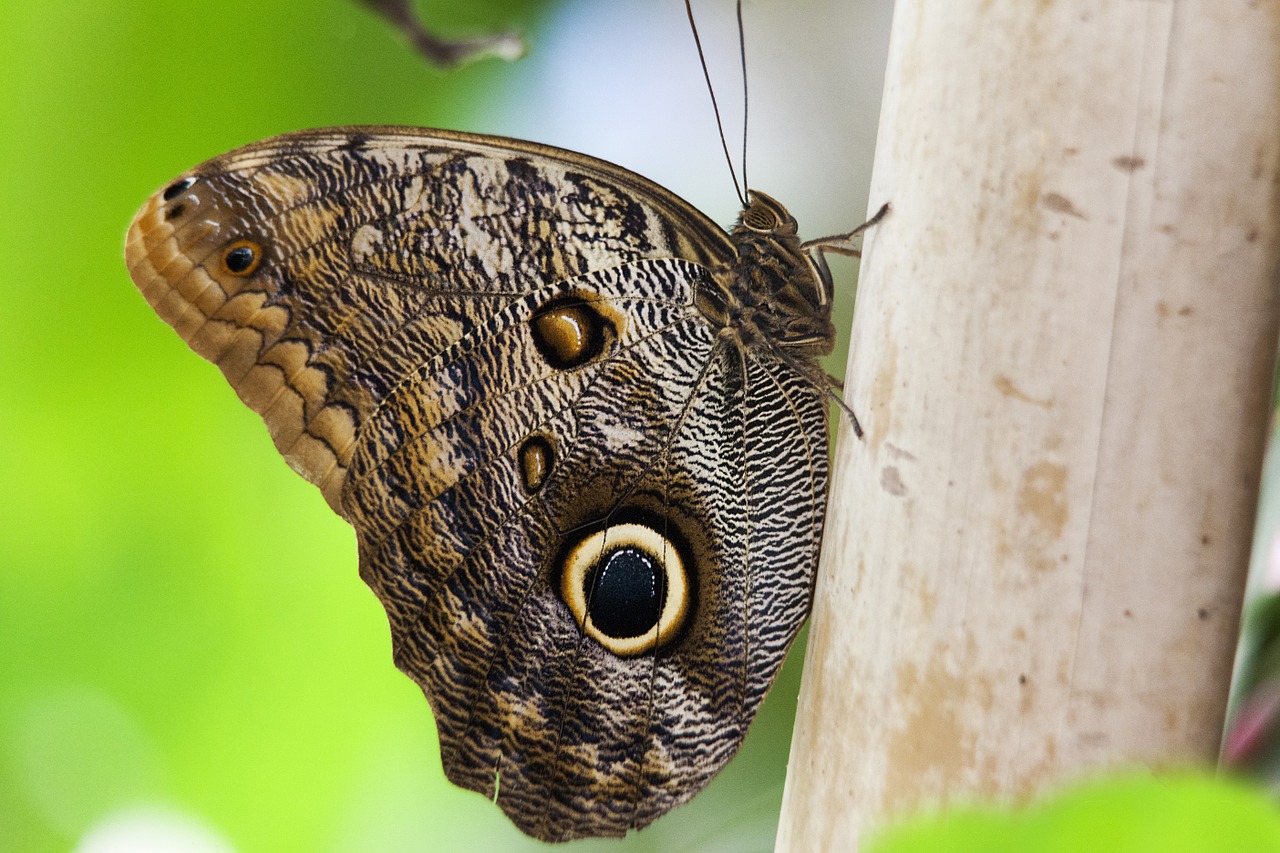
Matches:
[125,127,733,511]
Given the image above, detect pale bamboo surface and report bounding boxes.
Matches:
[778,1,1280,848]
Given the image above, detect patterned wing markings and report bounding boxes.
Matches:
[514,337,739,840]
[345,260,704,519]
[141,163,607,440]
[581,348,827,838]
[622,350,753,838]
[404,329,825,841]
[341,259,753,839]
[358,310,708,672]
[483,423,721,836]
[178,128,734,265]
[148,130,729,307]
[742,352,829,706]
[389,318,718,706]
[518,337,833,840]
[372,316,703,662]
[378,385,721,837]
[336,260,723,836]
[126,128,736,510]
[344,264,708,624]
[126,128,844,842]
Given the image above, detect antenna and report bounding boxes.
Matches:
[685,0,746,207]
[735,0,749,195]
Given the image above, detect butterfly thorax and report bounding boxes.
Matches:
[697,191,836,359]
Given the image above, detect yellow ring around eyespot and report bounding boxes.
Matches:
[559,522,689,657]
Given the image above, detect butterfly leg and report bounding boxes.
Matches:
[802,203,889,440]
[800,201,891,258]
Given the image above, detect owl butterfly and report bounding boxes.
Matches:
[125,34,883,845]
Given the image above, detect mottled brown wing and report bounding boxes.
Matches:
[125,127,827,841]
[125,127,732,511]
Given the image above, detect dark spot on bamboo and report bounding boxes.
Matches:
[1111,155,1145,172]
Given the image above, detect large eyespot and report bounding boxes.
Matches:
[558,522,691,657]
[221,240,263,277]
[530,295,615,370]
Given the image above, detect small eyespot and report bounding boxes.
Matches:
[162,178,195,201]
[517,434,554,493]
[221,240,262,276]
[530,295,614,370]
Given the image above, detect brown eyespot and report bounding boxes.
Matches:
[558,522,691,657]
[517,434,554,493]
[221,240,262,277]
[530,296,612,370]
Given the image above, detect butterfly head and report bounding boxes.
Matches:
[736,190,799,237]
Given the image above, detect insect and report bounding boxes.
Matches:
[124,3,885,843]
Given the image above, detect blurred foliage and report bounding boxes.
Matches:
[2,0,1278,851]
[868,774,1280,853]
[1223,411,1280,787]
[0,1,795,850]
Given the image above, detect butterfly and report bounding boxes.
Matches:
[125,125,883,841]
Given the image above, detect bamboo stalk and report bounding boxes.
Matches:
[777,1,1280,847]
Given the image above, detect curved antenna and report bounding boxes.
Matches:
[685,0,746,208]
[735,0,749,196]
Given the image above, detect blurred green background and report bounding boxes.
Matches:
[2,0,1278,851]
[0,1,883,850]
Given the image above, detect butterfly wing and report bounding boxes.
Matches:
[126,127,732,510]
[126,127,828,840]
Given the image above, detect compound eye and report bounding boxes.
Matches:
[742,203,780,232]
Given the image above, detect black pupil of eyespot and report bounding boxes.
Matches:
[225,245,255,273]
[586,547,664,639]
[163,179,192,201]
